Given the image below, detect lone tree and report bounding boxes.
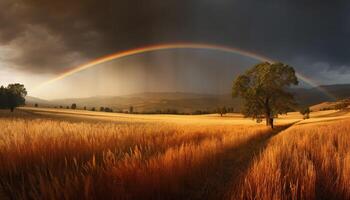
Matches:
[104,107,113,112]
[300,107,310,119]
[0,83,27,112]
[129,106,134,114]
[232,62,298,128]
[71,103,77,109]
[218,106,227,117]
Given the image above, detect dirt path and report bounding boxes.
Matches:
[193,123,297,200]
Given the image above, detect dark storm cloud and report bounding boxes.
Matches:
[0,0,349,74]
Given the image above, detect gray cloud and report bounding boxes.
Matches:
[0,0,349,84]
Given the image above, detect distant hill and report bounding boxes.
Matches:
[26,84,350,113]
[26,92,241,113]
[319,84,350,99]
[310,98,350,111]
[25,96,51,106]
[291,84,350,106]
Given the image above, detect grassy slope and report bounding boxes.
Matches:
[18,107,302,126]
[1,108,349,200]
[236,112,350,200]
[0,109,271,199]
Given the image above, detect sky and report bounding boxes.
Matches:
[0,0,349,99]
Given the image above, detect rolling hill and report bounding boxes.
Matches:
[310,98,350,111]
[290,84,350,106]
[26,92,241,113]
[26,84,350,113]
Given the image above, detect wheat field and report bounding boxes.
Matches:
[236,118,350,200]
[0,109,271,199]
[0,108,349,200]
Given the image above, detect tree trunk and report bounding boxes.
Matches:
[264,97,274,128]
[265,116,274,128]
[10,107,14,112]
[265,114,270,126]
[269,117,274,129]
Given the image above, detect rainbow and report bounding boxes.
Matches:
[35,43,335,99]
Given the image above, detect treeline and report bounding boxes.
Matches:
[0,84,27,112]
[36,103,236,116]
[319,101,349,111]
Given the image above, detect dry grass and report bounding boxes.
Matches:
[3,108,349,200]
[0,111,270,200]
[236,118,350,200]
[19,107,302,126]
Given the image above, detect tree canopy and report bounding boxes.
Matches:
[217,106,227,117]
[232,62,298,128]
[71,103,77,109]
[0,83,27,112]
[299,107,311,119]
